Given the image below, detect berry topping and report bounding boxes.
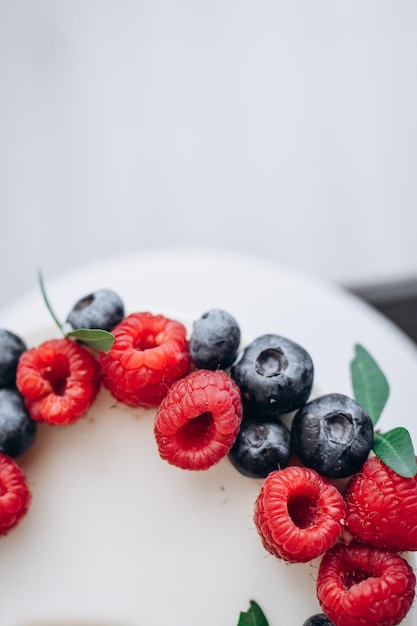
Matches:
[303,615,334,626]
[154,369,243,470]
[231,334,314,416]
[228,418,291,478]
[66,288,125,332]
[16,338,101,425]
[2,283,416,626]
[0,389,37,457]
[254,466,346,563]
[316,542,416,626]
[344,454,417,551]
[100,312,190,407]
[189,308,241,370]
[291,393,374,479]
[0,453,31,536]
[0,329,27,389]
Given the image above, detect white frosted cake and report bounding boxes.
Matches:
[0,250,415,626]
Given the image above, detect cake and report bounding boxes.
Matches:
[0,250,415,626]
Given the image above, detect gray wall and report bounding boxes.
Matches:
[2,0,417,308]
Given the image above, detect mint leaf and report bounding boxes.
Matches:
[67,328,115,352]
[373,428,417,478]
[237,600,269,626]
[350,344,389,426]
[38,270,64,333]
[351,344,417,477]
[39,271,115,352]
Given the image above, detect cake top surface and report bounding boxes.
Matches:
[0,249,416,626]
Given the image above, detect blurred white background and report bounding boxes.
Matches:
[1,0,417,309]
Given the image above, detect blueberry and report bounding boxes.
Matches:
[302,614,334,626]
[0,389,37,457]
[228,418,291,478]
[231,334,314,416]
[291,393,374,478]
[190,309,241,370]
[0,329,27,389]
[66,289,125,332]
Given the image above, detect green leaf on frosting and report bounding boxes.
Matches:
[67,328,115,352]
[350,344,416,477]
[237,600,269,626]
[350,343,389,426]
[39,270,64,333]
[373,428,417,478]
[39,270,115,353]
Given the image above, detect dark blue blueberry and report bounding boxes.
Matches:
[231,334,314,416]
[291,393,374,478]
[66,289,125,332]
[228,417,291,478]
[0,329,27,389]
[302,614,334,626]
[190,309,241,370]
[0,388,37,457]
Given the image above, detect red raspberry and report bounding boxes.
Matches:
[344,455,417,551]
[154,369,243,470]
[100,312,190,408]
[0,453,31,535]
[317,542,416,626]
[16,338,101,425]
[254,466,346,563]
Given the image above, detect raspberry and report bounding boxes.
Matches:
[344,455,417,551]
[16,338,101,425]
[0,453,31,535]
[154,369,243,470]
[317,542,416,626]
[254,466,346,563]
[100,312,190,408]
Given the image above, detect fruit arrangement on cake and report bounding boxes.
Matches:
[0,279,416,626]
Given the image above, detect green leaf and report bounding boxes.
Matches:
[237,600,269,626]
[350,344,389,426]
[66,328,115,352]
[38,271,115,352]
[38,270,64,334]
[373,428,417,478]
